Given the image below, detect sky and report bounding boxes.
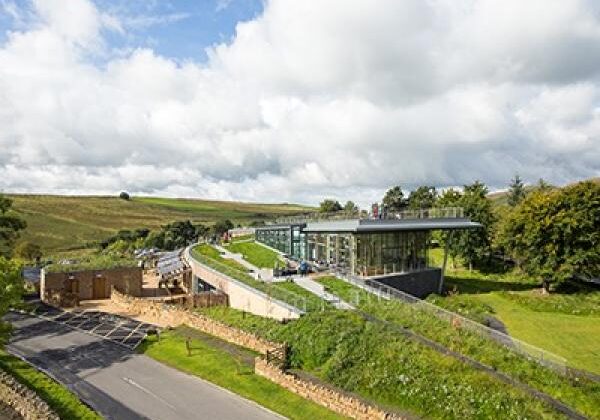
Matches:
[0,0,599,207]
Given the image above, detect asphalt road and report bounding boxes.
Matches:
[5,312,283,420]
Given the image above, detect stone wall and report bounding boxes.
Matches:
[254,358,407,420]
[111,288,280,354]
[0,369,60,420]
[165,293,229,309]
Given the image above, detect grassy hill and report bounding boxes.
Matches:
[8,195,312,255]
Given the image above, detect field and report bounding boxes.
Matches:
[7,194,311,254]
[428,248,600,375]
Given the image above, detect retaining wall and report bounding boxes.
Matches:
[185,246,303,321]
[111,288,280,354]
[254,358,407,420]
[0,369,60,420]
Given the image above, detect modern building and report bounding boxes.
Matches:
[255,208,480,297]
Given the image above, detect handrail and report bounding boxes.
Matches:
[274,207,464,224]
[184,244,308,314]
[337,273,568,374]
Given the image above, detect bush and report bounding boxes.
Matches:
[119,191,130,200]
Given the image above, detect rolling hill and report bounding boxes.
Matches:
[7,195,313,255]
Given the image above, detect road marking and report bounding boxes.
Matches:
[122,377,177,411]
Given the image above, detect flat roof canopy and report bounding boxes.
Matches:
[303,218,481,233]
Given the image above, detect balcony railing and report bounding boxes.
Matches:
[275,207,464,225]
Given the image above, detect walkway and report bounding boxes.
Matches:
[5,312,282,420]
[293,277,354,310]
[214,244,274,281]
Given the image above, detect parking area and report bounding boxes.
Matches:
[31,305,157,350]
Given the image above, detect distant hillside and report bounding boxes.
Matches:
[487,177,600,206]
[8,195,313,254]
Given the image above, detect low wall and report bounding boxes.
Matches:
[111,288,280,354]
[370,268,441,298]
[0,369,60,420]
[185,246,303,321]
[254,358,407,420]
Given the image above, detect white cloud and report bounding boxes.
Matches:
[1,0,600,207]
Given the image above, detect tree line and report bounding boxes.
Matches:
[318,177,600,292]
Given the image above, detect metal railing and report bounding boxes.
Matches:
[275,207,464,224]
[188,247,326,313]
[338,274,568,374]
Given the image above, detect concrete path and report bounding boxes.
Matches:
[215,244,276,281]
[4,312,282,420]
[292,277,354,310]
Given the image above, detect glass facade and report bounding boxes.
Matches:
[257,224,430,277]
[255,224,306,259]
[353,231,429,276]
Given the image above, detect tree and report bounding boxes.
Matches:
[14,242,42,262]
[0,194,26,258]
[507,174,526,206]
[343,200,359,213]
[436,188,462,267]
[119,191,130,200]
[319,199,342,213]
[536,178,554,192]
[382,186,407,213]
[407,186,437,210]
[498,181,600,292]
[0,257,23,318]
[213,219,234,236]
[454,181,496,271]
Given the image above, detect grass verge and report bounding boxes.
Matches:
[139,327,345,420]
[0,348,101,419]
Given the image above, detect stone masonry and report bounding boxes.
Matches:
[0,369,60,420]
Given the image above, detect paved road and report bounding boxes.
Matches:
[5,312,283,420]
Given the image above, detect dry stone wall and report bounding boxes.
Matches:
[0,369,59,420]
[113,288,407,419]
[254,358,408,420]
[111,288,281,354]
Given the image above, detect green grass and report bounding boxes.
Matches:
[429,247,600,375]
[196,307,563,419]
[0,349,100,419]
[224,241,284,268]
[44,253,138,273]
[317,276,600,419]
[8,194,312,254]
[498,289,600,316]
[139,327,344,420]
[475,293,600,375]
[191,244,327,311]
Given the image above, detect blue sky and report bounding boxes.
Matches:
[1,0,264,62]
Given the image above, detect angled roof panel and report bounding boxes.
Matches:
[304,218,481,233]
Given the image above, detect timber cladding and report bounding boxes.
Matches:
[40,266,143,306]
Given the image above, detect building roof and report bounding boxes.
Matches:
[303,218,481,233]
